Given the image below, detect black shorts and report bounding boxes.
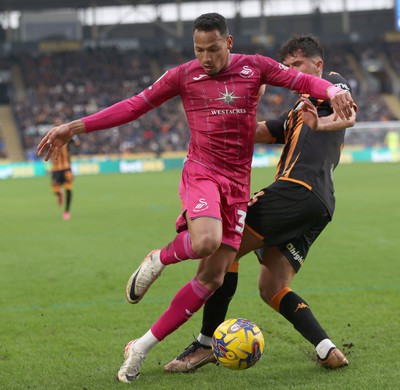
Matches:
[245,180,331,272]
[52,169,72,185]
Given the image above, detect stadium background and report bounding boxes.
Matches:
[0,0,399,179]
[1,5,399,388]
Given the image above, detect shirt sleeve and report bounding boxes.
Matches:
[82,65,181,133]
[256,54,334,100]
[325,71,352,93]
[266,111,288,144]
[82,98,151,132]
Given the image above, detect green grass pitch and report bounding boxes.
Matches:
[1,162,399,389]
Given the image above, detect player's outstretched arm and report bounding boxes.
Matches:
[301,96,356,131]
[37,119,86,161]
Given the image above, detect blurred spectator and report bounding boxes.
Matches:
[0,130,6,158]
[385,129,399,162]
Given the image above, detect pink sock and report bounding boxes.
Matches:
[151,278,214,341]
[159,231,199,265]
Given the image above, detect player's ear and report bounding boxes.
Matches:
[227,35,233,50]
[316,59,324,73]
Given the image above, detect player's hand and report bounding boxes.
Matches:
[300,96,318,130]
[37,123,72,161]
[248,190,265,206]
[329,89,354,121]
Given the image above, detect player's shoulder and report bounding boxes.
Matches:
[230,53,272,75]
[231,52,262,65]
[181,58,203,71]
[323,71,351,92]
[150,59,200,88]
[159,59,197,76]
[173,58,205,79]
[233,52,254,58]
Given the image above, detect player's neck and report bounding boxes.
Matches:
[220,53,232,73]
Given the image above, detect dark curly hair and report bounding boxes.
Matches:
[193,13,229,36]
[278,34,324,62]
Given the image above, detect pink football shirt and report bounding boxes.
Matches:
[83,53,333,185]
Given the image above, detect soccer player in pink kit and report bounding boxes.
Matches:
[37,13,355,382]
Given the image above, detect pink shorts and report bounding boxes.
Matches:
[175,160,249,251]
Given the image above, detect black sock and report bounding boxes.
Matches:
[65,189,72,212]
[200,271,238,338]
[279,291,329,347]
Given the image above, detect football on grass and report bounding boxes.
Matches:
[211,318,265,370]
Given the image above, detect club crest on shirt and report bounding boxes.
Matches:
[239,65,254,78]
[193,198,209,213]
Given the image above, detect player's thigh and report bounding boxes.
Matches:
[237,228,265,259]
[187,216,222,255]
[258,246,296,302]
[64,170,73,187]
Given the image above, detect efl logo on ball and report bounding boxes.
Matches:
[211,318,265,370]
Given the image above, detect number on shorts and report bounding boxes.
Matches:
[235,209,247,233]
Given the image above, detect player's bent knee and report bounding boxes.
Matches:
[192,236,220,257]
[197,274,224,291]
[259,285,282,307]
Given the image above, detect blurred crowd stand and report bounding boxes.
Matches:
[0,41,399,161]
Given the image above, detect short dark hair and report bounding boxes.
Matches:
[193,13,229,36]
[278,34,324,62]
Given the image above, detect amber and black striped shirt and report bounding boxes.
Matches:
[51,145,71,172]
[266,72,352,217]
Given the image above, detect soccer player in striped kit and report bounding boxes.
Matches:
[50,118,80,220]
